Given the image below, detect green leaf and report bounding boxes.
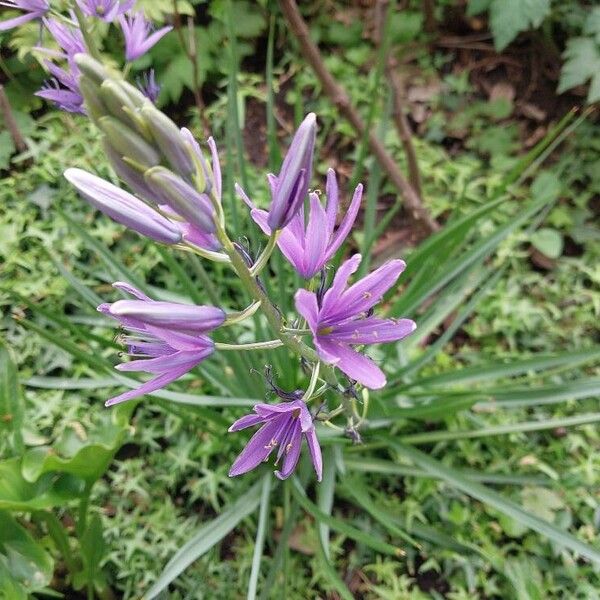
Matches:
[314,529,354,600]
[316,448,336,559]
[0,338,24,455]
[388,441,600,564]
[0,458,84,511]
[402,346,600,391]
[399,412,600,444]
[531,227,563,259]
[0,511,53,593]
[558,37,600,103]
[145,481,262,599]
[21,414,127,484]
[290,478,403,558]
[78,514,107,591]
[490,0,551,51]
[246,475,272,600]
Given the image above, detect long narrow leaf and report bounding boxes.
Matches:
[145,481,262,599]
[386,441,600,565]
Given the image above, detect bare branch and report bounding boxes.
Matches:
[0,85,27,153]
[279,0,439,233]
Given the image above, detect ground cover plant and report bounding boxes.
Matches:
[0,1,599,598]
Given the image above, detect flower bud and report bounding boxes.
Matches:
[268,113,316,231]
[145,166,215,234]
[104,142,164,205]
[140,104,195,179]
[98,116,160,170]
[100,80,144,133]
[74,53,111,85]
[79,77,106,123]
[108,300,225,332]
[64,168,181,244]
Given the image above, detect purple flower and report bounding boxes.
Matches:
[119,12,172,62]
[137,69,160,103]
[295,254,416,389]
[41,17,86,58]
[36,60,85,113]
[238,113,316,232]
[36,78,84,113]
[75,0,134,22]
[229,400,322,481]
[240,169,363,279]
[64,168,183,244]
[99,282,225,406]
[0,0,48,31]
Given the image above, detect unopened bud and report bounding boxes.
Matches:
[99,116,160,170]
[145,166,215,234]
[140,105,194,179]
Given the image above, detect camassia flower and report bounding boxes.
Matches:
[238,113,316,232]
[295,254,416,389]
[240,168,363,279]
[0,0,48,31]
[76,0,134,22]
[137,69,160,103]
[228,400,322,481]
[64,168,183,244]
[119,12,172,62]
[35,18,87,113]
[99,282,225,406]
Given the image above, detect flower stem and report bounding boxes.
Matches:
[301,361,321,402]
[223,300,262,325]
[215,340,284,351]
[250,230,280,276]
[73,5,103,62]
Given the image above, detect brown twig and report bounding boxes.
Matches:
[279,0,439,232]
[422,0,436,33]
[375,0,422,198]
[0,85,27,152]
[172,0,209,133]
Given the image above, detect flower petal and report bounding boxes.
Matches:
[228,413,264,432]
[316,339,386,389]
[320,254,362,319]
[324,168,339,235]
[302,192,329,278]
[228,417,283,477]
[325,182,363,262]
[305,427,323,482]
[294,289,320,332]
[329,317,416,344]
[105,364,190,406]
[274,419,302,480]
[331,259,406,321]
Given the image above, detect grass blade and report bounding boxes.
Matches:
[246,474,272,600]
[316,447,335,559]
[145,481,262,599]
[387,440,600,565]
[399,412,600,444]
[290,477,403,557]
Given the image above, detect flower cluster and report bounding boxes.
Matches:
[6,3,416,482]
[1,0,170,112]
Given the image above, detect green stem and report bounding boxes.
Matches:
[301,362,321,401]
[250,231,281,276]
[77,481,94,537]
[215,340,284,351]
[223,301,262,325]
[36,511,78,576]
[73,5,102,61]
[215,221,340,387]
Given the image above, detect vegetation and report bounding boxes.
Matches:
[0,1,599,598]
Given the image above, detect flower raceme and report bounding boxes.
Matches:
[99,282,225,406]
[241,168,363,279]
[0,0,48,31]
[296,254,416,389]
[228,400,322,481]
